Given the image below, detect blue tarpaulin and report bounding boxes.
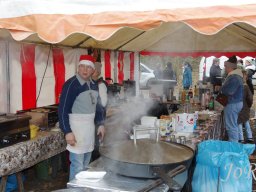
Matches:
[192,140,255,192]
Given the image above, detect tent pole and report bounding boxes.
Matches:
[6,41,10,113]
[113,51,117,83]
[134,52,140,96]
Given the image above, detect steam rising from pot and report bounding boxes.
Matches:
[103,97,155,146]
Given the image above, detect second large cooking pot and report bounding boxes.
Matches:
[100,139,194,190]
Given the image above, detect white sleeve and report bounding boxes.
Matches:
[98,83,108,107]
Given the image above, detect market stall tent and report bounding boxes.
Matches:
[0,3,255,54]
[0,0,255,113]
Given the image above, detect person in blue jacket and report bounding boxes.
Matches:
[182,61,192,90]
[220,55,243,142]
[58,55,105,181]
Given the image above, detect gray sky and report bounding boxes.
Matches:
[0,0,255,18]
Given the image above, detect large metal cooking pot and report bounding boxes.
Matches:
[100,138,194,191]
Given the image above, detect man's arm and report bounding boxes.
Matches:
[246,85,253,108]
[95,95,106,141]
[58,78,77,135]
[95,96,105,126]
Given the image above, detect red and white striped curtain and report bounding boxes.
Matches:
[8,43,88,112]
[0,41,135,113]
[103,50,135,84]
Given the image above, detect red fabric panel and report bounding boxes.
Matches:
[104,51,111,79]
[52,48,65,104]
[129,52,134,80]
[140,51,256,58]
[20,44,36,110]
[118,51,124,84]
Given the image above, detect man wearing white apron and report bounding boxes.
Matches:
[58,55,105,181]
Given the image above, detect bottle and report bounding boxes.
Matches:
[193,111,198,130]
[208,93,214,110]
[181,90,186,104]
[194,85,199,98]
[185,91,192,113]
[201,93,205,109]
[188,88,193,99]
[205,91,210,110]
[193,85,199,104]
[185,91,190,103]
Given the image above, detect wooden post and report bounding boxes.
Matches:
[0,175,8,192]
[16,172,24,192]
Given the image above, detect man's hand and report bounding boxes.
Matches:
[65,132,76,146]
[97,125,105,142]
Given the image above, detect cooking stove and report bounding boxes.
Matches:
[0,114,31,148]
[67,158,188,192]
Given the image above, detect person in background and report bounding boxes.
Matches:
[153,63,163,79]
[209,58,222,94]
[163,62,178,113]
[237,70,254,143]
[237,59,244,66]
[92,62,108,109]
[91,62,108,160]
[245,59,255,95]
[162,62,176,80]
[220,55,243,142]
[182,61,192,90]
[221,67,228,79]
[58,55,105,181]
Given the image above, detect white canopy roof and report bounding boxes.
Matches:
[0,1,255,54]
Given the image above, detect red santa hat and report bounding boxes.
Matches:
[79,55,95,69]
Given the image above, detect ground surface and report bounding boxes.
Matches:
[22,167,68,192]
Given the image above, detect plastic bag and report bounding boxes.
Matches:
[192,140,255,192]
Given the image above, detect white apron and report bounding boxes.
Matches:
[67,113,95,154]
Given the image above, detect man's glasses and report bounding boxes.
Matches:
[89,92,95,105]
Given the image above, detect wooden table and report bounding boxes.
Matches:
[0,130,66,191]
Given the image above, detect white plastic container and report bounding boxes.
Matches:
[141,116,157,127]
[175,113,195,133]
